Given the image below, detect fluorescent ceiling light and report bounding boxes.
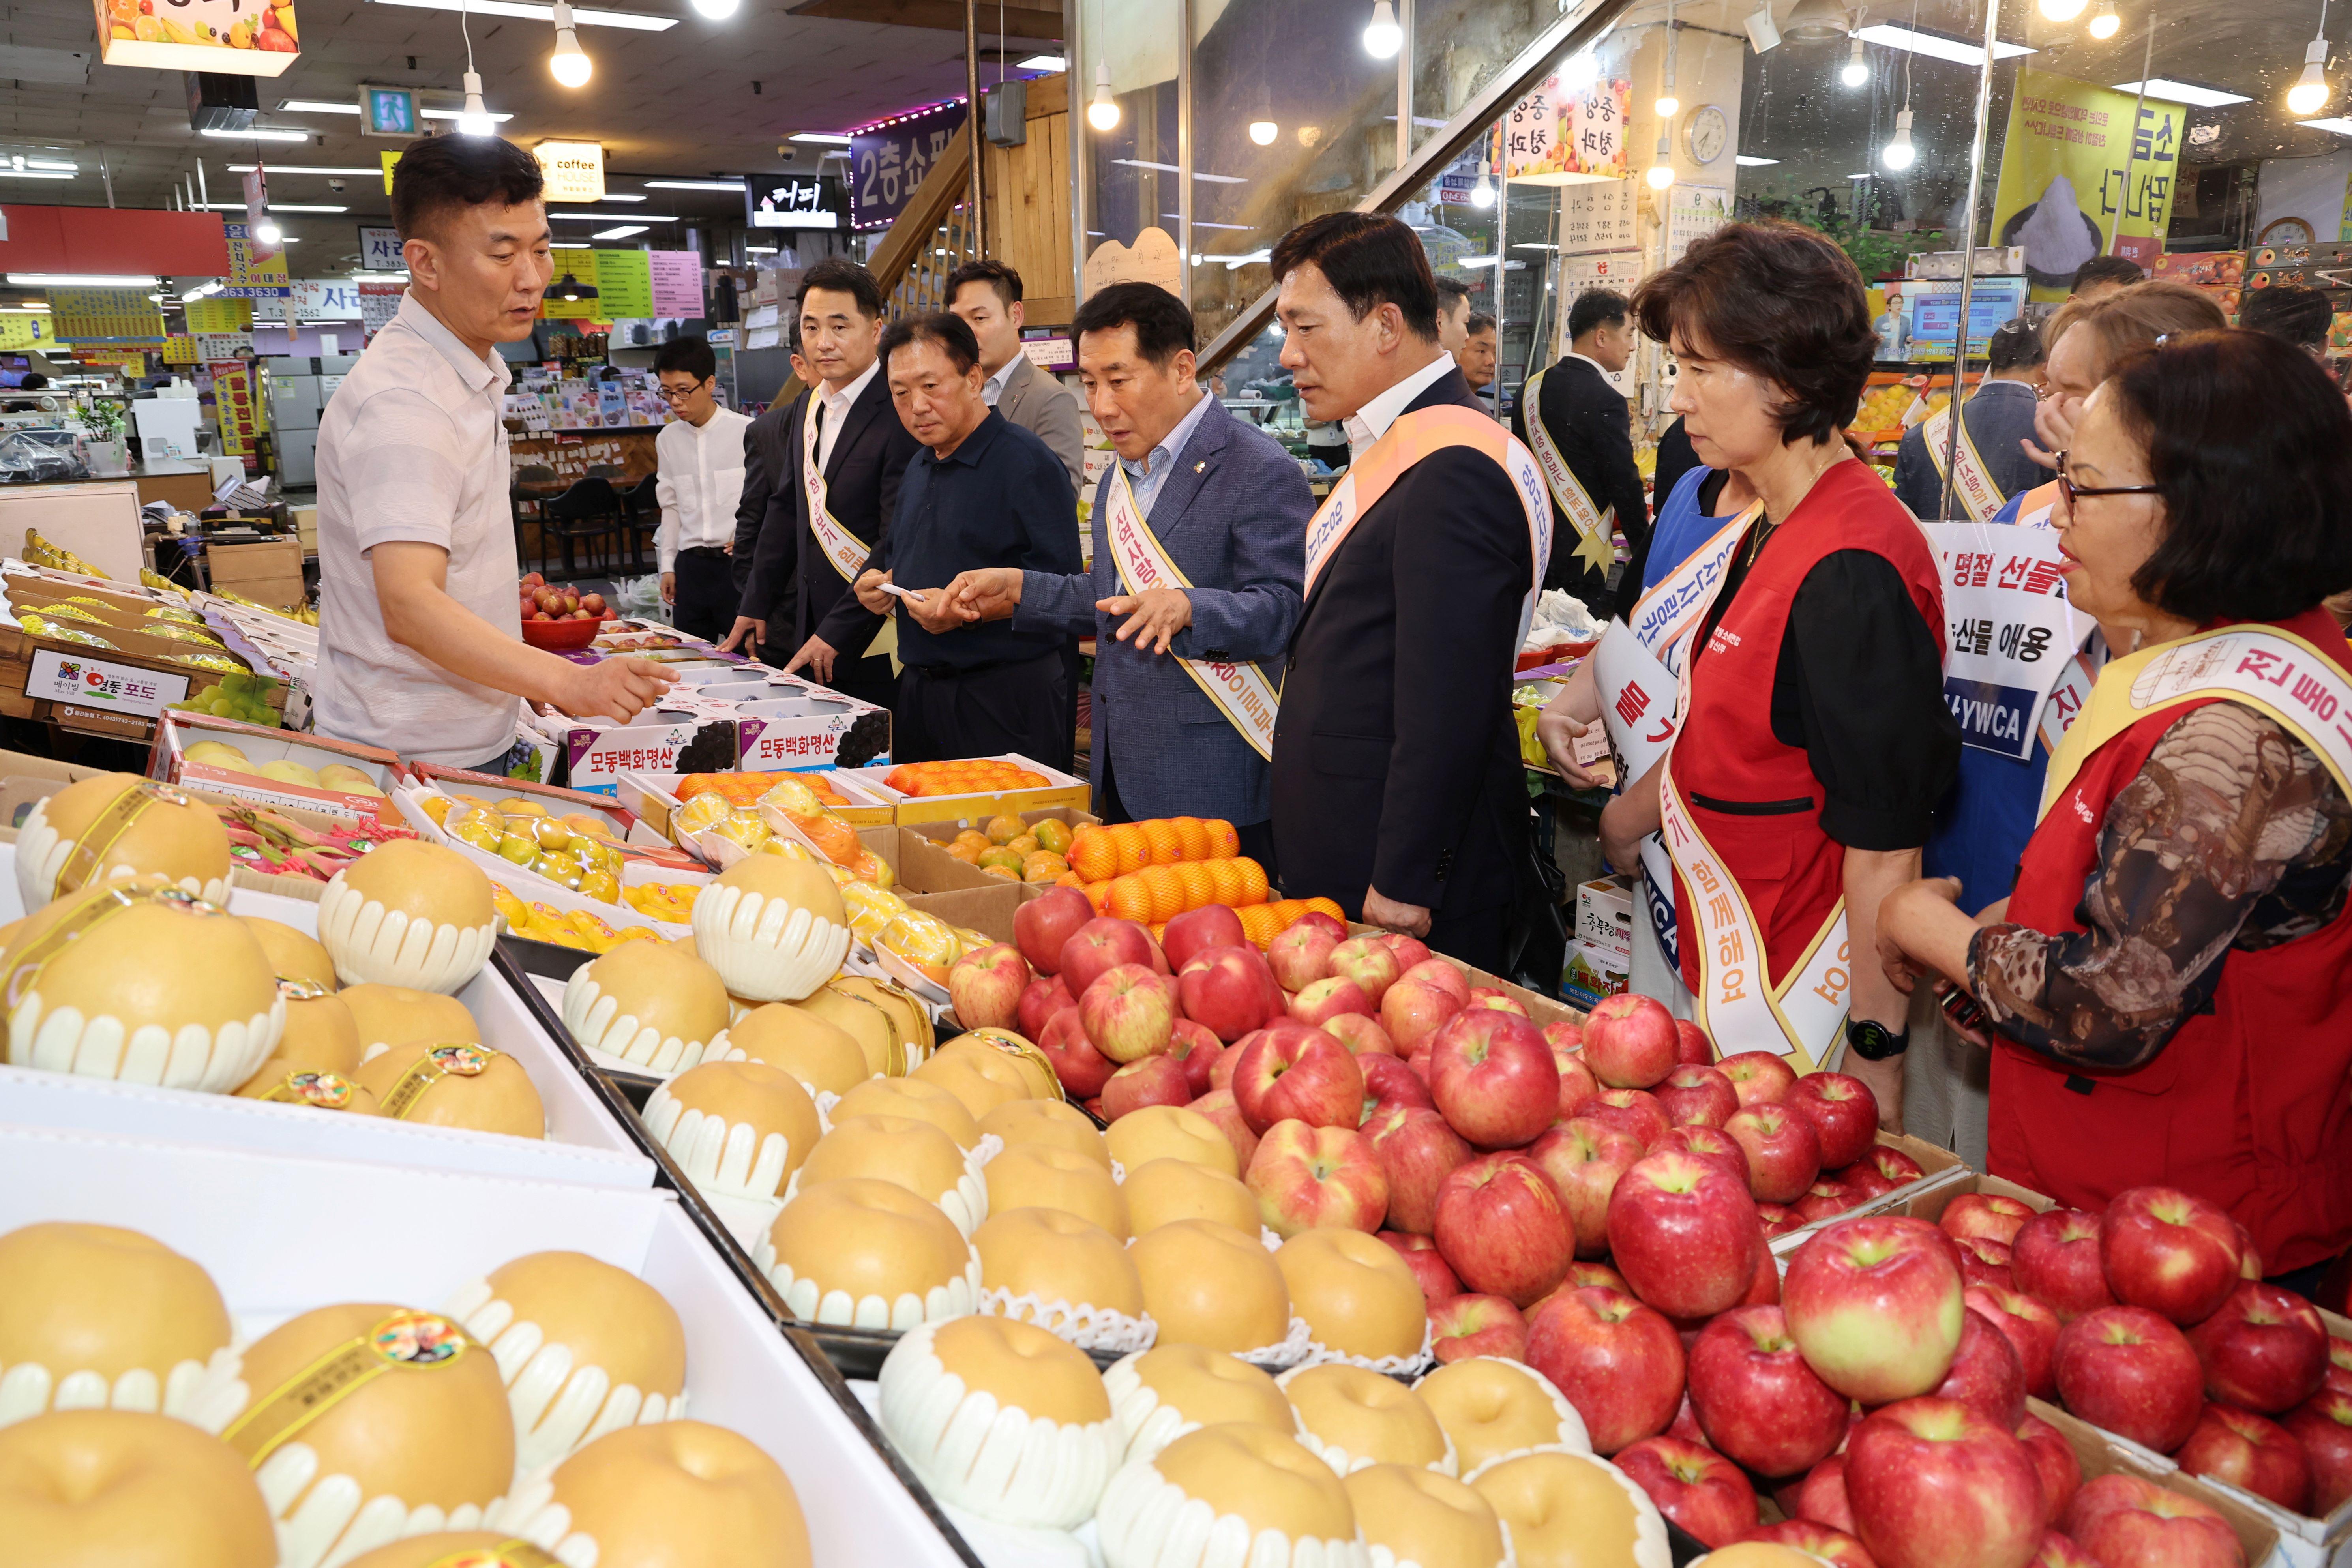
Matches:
[1857,23,2034,64]
[421,107,514,122]
[789,132,854,145]
[182,281,223,300]
[1512,242,1560,250]
[0,170,73,180]
[202,126,313,141]
[200,201,347,213]
[745,245,779,254]
[1220,249,1272,269]
[1847,171,1878,179]
[588,193,645,202]
[367,0,677,30]
[349,269,410,279]
[1456,254,1499,265]
[1113,158,1246,184]
[645,178,746,190]
[22,158,76,170]
[1159,215,1252,229]
[1735,154,1780,165]
[277,99,362,114]
[9,274,156,286]
[591,225,648,239]
[548,211,678,221]
[2298,116,2352,133]
[227,163,383,175]
[2112,78,2251,106]
[1016,54,1066,70]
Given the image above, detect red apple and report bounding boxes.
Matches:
[1846,1397,2047,1568]
[1747,1521,1879,1568]
[1211,1034,1250,1092]
[1161,902,1248,972]
[1265,922,1340,992]
[1958,1236,2017,1291]
[2100,1186,2244,1327]
[946,942,1030,1031]
[2236,1222,2263,1283]
[1726,1103,1824,1205]
[2062,1474,2242,1568]
[1323,1012,1397,1057]
[1186,1088,1258,1173]
[1675,1019,1716,1066]
[1542,1019,1584,1053]
[2284,1387,2352,1514]
[2174,1402,2311,1512]
[1870,1146,1927,1186]
[1017,974,1078,1042]
[1561,1259,1630,1295]
[1549,1046,1599,1116]
[1429,1009,1559,1150]
[1326,937,1403,1006]
[1524,1285,1686,1455]
[1382,978,1465,1053]
[1842,1163,1900,1202]
[1740,1238,1782,1308]
[1061,916,1158,996]
[1378,1229,1462,1308]
[1178,944,1285,1042]
[1361,1105,1473,1236]
[1144,930,1173,975]
[2187,1281,2328,1414]
[1759,1202,1806,1238]
[1100,1053,1194,1121]
[1720,1049,1799,1107]
[1014,884,1093,974]
[1943,1193,2038,1248]
[1466,985,1530,1017]
[1656,1064,1741,1129]
[1969,1284,2062,1400]
[1036,1006,1115,1098]
[1289,910,1347,942]
[1529,1117,1645,1258]
[1687,1304,1850,1477]
[2018,1413,2082,1520]
[1581,992,1682,1090]
[1231,1020,1364,1133]
[1434,1151,1574,1307]
[1428,1292,1529,1364]
[1659,1124,1751,1188]
[1078,963,1180,1064]
[1166,1021,1224,1097]
[1572,1087,1672,1151]
[1399,957,1470,1004]
[1797,1179,1861,1225]
[1786,1072,1881,1169]
[1784,1215,1966,1404]
[1931,1306,2029,1431]
[1668,1392,1710,1450]
[2029,1531,2100,1568]
[1359,1052,1436,1121]
[1607,1150,1765,1320]
[1378,933,1434,971]
[2328,1339,2352,1398]
[2052,1305,2206,1453]
[1245,1119,1387,1237]
[1288,975,1372,1028]
[2012,1209,2117,1323]
[1616,1435,1759,1547]
[1799,1453,1859,1534]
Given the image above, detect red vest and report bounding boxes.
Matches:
[1988,607,2352,1272]
[1672,461,1946,995]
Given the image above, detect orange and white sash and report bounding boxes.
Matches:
[2007,482,2102,756]
[1519,364,1617,575]
[1101,464,1281,760]
[801,388,897,667]
[1918,401,2003,523]
[1304,405,1552,644]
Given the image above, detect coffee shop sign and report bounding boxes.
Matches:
[534,141,605,204]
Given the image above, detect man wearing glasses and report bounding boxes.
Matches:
[652,335,752,643]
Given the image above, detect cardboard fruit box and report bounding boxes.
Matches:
[153,710,403,828]
[835,752,1090,826]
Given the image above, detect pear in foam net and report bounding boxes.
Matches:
[1094,1422,1366,1568]
[0,1409,276,1568]
[560,938,731,1074]
[753,1176,982,1330]
[689,858,851,1004]
[641,1059,821,1201]
[482,1419,811,1568]
[316,839,499,993]
[0,1221,244,1429]
[14,772,232,912]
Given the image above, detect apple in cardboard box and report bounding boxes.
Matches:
[1265,921,1339,992]
[1655,1064,1741,1129]
[1014,884,1093,974]
[1428,1292,1529,1365]
[2061,1474,2242,1568]
[2017,1412,2082,1520]
[1786,1072,1881,1169]
[1844,1397,2047,1568]
[1432,1151,1573,1307]
[1932,1306,2030,1431]
[1784,1215,1966,1405]
[1079,963,1180,1064]
[1360,1052,1436,1120]
[1378,1229,1462,1308]
[1797,1453,1859,1535]
[1428,1008,1559,1150]
[1361,1105,1473,1236]
[1659,1124,1751,1189]
[1062,917,1159,996]
[1720,1050,1799,1108]
[1615,1435,1759,1547]
[1523,1284,1685,1456]
[2174,1401,2312,1513]
[1382,977,1466,1053]
[1581,992,1682,1090]
[2100,1187,2244,1327]
[1289,974,1374,1028]
[1162,902,1248,972]
[1246,1118,1388,1237]
[2185,1281,2330,1414]
[1232,1020,1366,1134]
[1968,1284,2062,1400]
[2285,1387,2352,1514]
[1326,937,1403,1006]
[1607,1149,1765,1321]
[1745,1521,1876,1568]
[2012,1208,2117,1323]
[1529,1117,1645,1259]
[1323,1012,1397,1058]
[1675,1019,1716,1066]
[1017,973,1077,1042]
[1572,1088,1673,1152]
[1943,1193,2038,1249]
[947,942,1029,1031]
[1686,1303,1849,1478]
[1726,1104,1824,1205]
[1179,944,1285,1042]
[2052,1305,2206,1453]
[1186,1088,1259,1173]
[1036,1006,1115,1098]
[1101,1053,1194,1121]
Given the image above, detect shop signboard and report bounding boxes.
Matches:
[534,141,606,203]
[1991,69,2183,301]
[197,332,253,359]
[358,225,404,271]
[163,334,201,365]
[849,101,967,231]
[1503,74,1631,184]
[222,223,291,299]
[0,314,57,351]
[746,174,844,230]
[209,358,261,455]
[257,279,362,322]
[185,296,253,334]
[49,287,165,345]
[358,281,404,343]
[648,251,703,318]
[92,0,299,75]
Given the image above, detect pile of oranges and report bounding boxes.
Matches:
[882,759,1050,798]
[1083,854,1271,923]
[677,770,851,809]
[1066,817,1241,880]
[1226,897,1349,948]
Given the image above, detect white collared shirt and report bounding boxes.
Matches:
[655,405,752,571]
[982,355,1020,408]
[815,357,880,473]
[1565,351,1614,377]
[1117,388,1215,520]
[1342,351,1458,463]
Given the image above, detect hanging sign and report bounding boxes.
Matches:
[647,251,703,317]
[184,297,253,334]
[50,288,165,345]
[1503,74,1631,184]
[92,0,300,75]
[163,334,201,365]
[746,174,844,230]
[849,100,967,231]
[1991,69,2183,301]
[209,359,261,454]
[197,332,252,358]
[590,251,653,318]
[223,224,291,299]
[358,281,404,343]
[358,225,404,271]
[534,141,606,203]
[359,86,418,139]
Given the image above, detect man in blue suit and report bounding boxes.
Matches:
[944,282,1309,867]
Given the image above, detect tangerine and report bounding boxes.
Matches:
[1108,875,1156,924]
[1173,861,1216,912]
[1068,825,1117,882]
[1237,903,1283,946]
[1173,816,1211,861]
[1141,820,1183,865]
[1205,859,1246,907]
[1235,857,1270,905]
[1203,819,1241,858]
[1138,865,1185,923]
[1109,823,1150,875]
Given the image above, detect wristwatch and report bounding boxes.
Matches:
[1844,1019,1909,1061]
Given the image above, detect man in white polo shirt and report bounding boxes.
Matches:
[651,333,750,643]
[313,134,671,770]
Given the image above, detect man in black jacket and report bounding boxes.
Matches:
[1269,213,1551,972]
[720,260,920,712]
[727,347,810,650]
[1514,288,1649,617]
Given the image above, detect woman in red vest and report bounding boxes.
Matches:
[1878,330,2352,1277]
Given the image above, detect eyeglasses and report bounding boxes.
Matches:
[2056,451,2163,506]
[655,377,709,403]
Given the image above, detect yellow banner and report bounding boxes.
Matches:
[184,297,253,335]
[1992,69,2183,301]
[0,315,53,351]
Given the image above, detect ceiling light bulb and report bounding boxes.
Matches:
[690,0,740,15]
[1656,92,1681,116]
[2087,0,2121,35]
[1563,49,1600,88]
[255,219,284,245]
[1470,169,1496,207]
[2289,36,2332,115]
[1646,133,1676,188]
[2040,0,2089,20]
[1363,0,1403,58]
[550,3,593,86]
[1882,107,1917,168]
[457,71,496,136]
[1249,119,1278,145]
[1842,36,1870,84]
[1087,59,1121,130]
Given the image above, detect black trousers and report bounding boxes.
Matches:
[895,650,1070,768]
[820,647,898,712]
[1095,722,1278,886]
[671,547,736,644]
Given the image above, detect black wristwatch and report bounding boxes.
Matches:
[1845,1019,1909,1061]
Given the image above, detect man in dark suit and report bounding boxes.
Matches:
[945,282,1309,867]
[727,348,811,650]
[1269,213,1551,971]
[1892,316,2046,520]
[720,259,919,712]
[1515,288,1649,617]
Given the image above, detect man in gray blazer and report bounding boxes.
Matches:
[948,260,1085,492]
[945,282,1309,865]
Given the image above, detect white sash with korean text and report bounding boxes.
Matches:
[1102,464,1282,760]
[801,389,897,666]
[1924,517,2090,761]
[2009,487,2101,755]
[1520,365,1617,576]
[1918,402,2003,524]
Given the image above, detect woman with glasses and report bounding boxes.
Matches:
[1878,329,2352,1283]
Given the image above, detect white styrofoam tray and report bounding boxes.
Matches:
[0,846,655,1188]
[0,1123,968,1568]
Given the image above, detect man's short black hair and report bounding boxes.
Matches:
[1271,213,1441,342]
[2238,285,2335,352]
[17,373,45,390]
[652,335,716,381]
[798,257,886,320]
[388,135,545,243]
[1987,317,2046,373]
[880,310,981,377]
[2072,255,2146,293]
[1568,289,1630,343]
[946,260,1023,310]
[1072,281,1196,365]
[1434,275,1473,312]
[1466,312,1496,336]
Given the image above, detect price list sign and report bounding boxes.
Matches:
[1558,179,1638,253]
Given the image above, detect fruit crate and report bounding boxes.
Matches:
[1764,1131,1973,1258]
[835,752,1091,826]
[2028,1399,2285,1566]
[151,709,403,829]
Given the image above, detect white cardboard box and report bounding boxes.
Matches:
[1575,875,1634,959]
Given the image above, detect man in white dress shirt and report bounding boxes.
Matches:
[652,335,752,643]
